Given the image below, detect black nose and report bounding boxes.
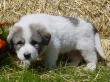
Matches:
[24,53,31,59]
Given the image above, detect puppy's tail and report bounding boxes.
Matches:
[95,33,105,59]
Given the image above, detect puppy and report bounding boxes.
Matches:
[7,13,105,70]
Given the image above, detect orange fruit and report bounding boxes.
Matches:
[0,39,6,49]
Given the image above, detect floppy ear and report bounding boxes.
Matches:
[7,26,22,52]
[41,32,51,45]
[30,24,51,45]
[7,26,16,51]
[7,26,21,43]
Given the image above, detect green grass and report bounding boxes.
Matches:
[0,55,110,82]
[0,27,9,39]
[0,64,110,82]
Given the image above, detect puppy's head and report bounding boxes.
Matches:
[7,24,51,64]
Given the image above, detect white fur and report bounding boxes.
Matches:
[9,13,104,70]
[16,43,38,61]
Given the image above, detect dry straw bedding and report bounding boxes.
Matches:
[0,0,110,60]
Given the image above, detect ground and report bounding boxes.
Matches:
[0,55,110,82]
[0,0,110,82]
[0,61,110,82]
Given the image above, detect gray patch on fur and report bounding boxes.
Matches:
[64,16,79,26]
[30,24,43,43]
[92,24,98,34]
[86,20,98,34]
[30,24,51,45]
[12,27,24,50]
[29,24,50,54]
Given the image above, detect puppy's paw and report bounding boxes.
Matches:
[84,63,96,71]
[21,60,31,69]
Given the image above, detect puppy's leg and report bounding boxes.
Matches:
[22,60,31,68]
[81,50,97,71]
[76,39,97,71]
[44,48,59,68]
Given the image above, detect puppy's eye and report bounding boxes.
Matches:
[16,41,24,45]
[31,40,39,45]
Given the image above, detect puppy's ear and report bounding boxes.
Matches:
[7,26,21,43]
[30,24,51,45]
[41,32,51,45]
[7,26,23,52]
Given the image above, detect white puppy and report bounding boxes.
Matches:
[7,13,105,70]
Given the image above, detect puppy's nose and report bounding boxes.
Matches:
[24,53,31,59]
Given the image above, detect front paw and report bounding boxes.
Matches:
[20,60,31,69]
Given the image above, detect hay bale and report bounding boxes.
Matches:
[101,39,110,61]
[0,0,110,59]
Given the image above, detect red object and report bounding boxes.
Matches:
[0,39,6,53]
[0,39,6,48]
